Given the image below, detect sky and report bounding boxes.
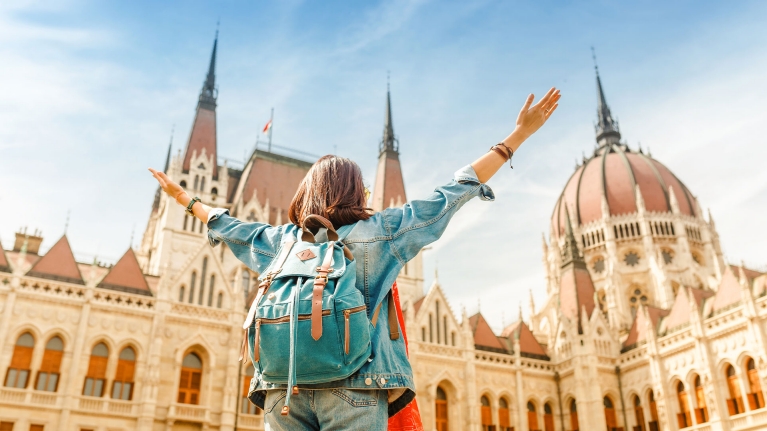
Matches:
[2,0,766,331]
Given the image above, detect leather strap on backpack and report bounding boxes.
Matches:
[311,243,335,340]
[371,291,400,340]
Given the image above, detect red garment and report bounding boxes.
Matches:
[388,282,424,431]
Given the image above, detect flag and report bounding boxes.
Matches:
[262,119,272,133]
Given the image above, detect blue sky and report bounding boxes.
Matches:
[2,0,766,330]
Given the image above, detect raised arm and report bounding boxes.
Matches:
[472,88,560,182]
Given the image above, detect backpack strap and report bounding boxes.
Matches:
[371,291,400,341]
[311,242,335,340]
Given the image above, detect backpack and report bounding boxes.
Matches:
[239,215,395,415]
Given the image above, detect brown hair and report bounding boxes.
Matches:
[288,155,372,229]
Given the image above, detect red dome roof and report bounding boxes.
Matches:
[551,143,699,239]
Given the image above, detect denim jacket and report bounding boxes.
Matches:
[206,165,494,416]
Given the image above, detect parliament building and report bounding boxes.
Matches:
[2,36,766,431]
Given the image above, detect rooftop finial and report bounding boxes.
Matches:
[380,78,398,154]
[64,210,70,234]
[592,47,620,147]
[198,29,218,110]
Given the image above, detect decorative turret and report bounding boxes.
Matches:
[558,207,596,333]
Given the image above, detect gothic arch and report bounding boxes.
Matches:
[173,337,216,407]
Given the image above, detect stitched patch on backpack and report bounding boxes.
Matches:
[296,250,316,261]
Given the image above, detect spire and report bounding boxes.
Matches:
[560,206,584,268]
[371,80,407,212]
[182,31,219,178]
[380,76,398,155]
[199,31,218,111]
[592,48,620,146]
[164,126,173,171]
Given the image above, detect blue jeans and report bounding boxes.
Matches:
[263,388,388,431]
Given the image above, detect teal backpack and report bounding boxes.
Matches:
[240,215,377,415]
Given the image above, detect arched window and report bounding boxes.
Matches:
[191,217,197,234]
[676,381,692,428]
[443,315,448,346]
[189,272,197,304]
[211,187,218,197]
[4,332,34,388]
[725,364,745,415]
[451,332,456,346]
[242,270,251,299]
[199,219,203,234]
[193,175,199,191]
[435,301,441,344]
[35,336,63,392]
[429,314,434,343]
[111,347,135,400]
[527,401,539,431]
[544,402,554,431]
[179,285,186,302]
[633,395,645,431]
[217,292,223,308]
[83,343,109,397]
[207,275,215,307]
[199,258,208,305]
[241,364,260,415]
[604,396,617,430]
[499,397,511,431]
[648,391,659,431]
[693,375,708,423]
[421,327,426,342]
[480,395,493,431]
[569,399,579,431]
[183,214,189,231]
[746,357,764,409]
[435,386,448,431]
[178,353,202,405]
[200,176,206,193]
[180,180,187,189]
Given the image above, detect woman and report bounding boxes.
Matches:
[150,88,559,430]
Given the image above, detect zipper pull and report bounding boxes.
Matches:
[344,310,350,355]
[254,319,261,362]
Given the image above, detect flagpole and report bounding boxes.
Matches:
[268,107,274,152]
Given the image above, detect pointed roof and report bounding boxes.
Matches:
[371,86,407,212]
[622,305,669,349]
[468,313,507,353]
[152,139,173,212]
[502,321,549,359]
[730,264,764,286]
[593,59,620,146]
[558,207,596,332]
[26,236,84,285]
[708,266,742,315]
[660,287,713,334]
[0,239,10,273]
[97,249,152,296]
[182,34,219,178]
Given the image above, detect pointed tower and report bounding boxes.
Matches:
[558,207,596,333]
[371,84,407,212]
[593,59,621,146]
[370,83,423,305]
[182,33,219,179]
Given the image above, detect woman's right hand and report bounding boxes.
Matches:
[149,168,186,202]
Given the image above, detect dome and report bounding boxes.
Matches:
[551,69,699,239]
[551,143,699,239]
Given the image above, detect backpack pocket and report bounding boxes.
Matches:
[334,293,372,366]
[256,308,343,383]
